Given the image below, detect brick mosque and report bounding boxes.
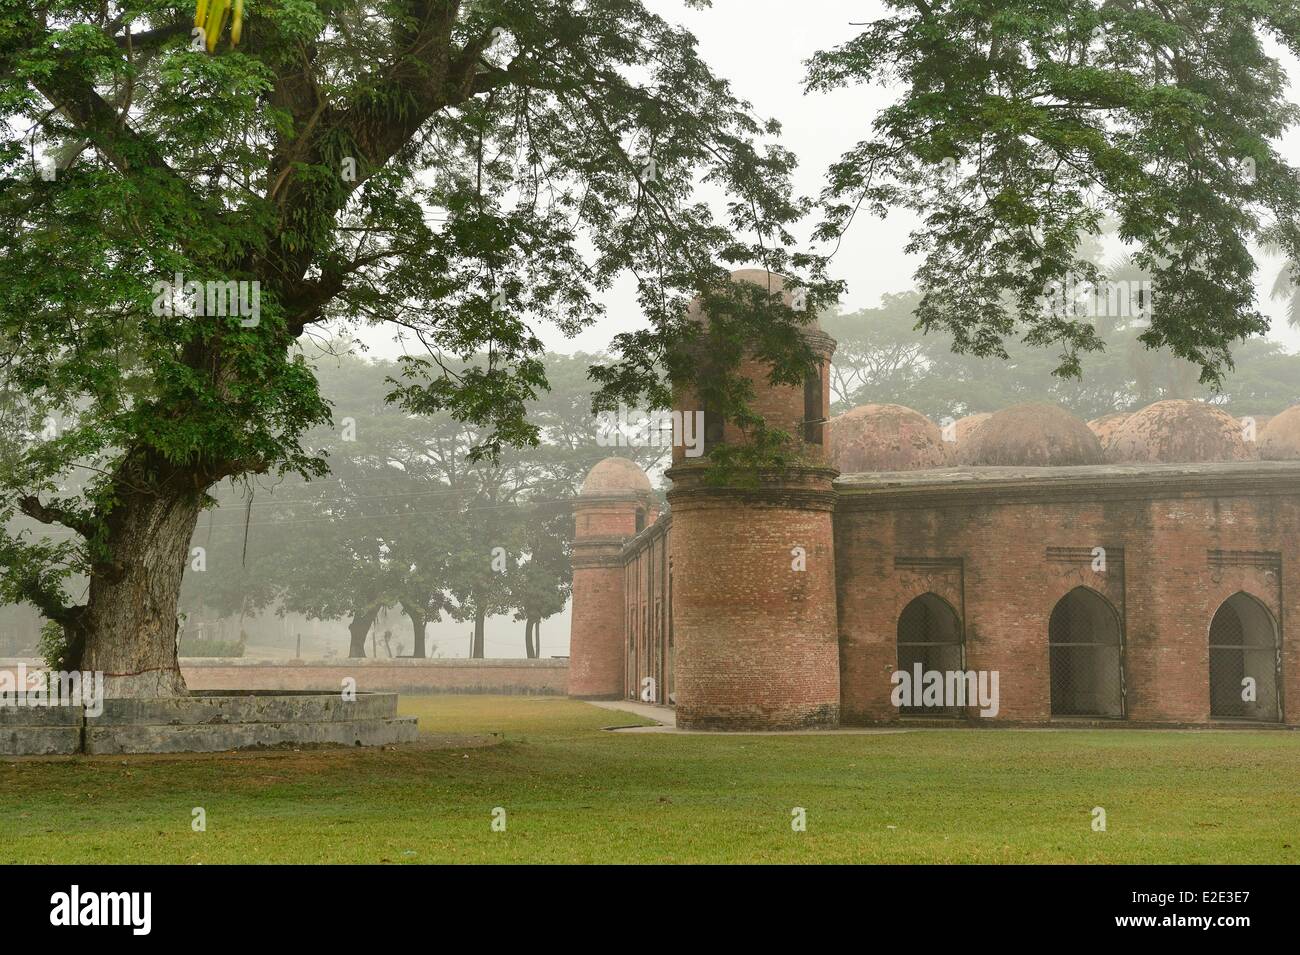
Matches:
[568,270,1300,731]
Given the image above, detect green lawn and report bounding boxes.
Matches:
[1,695,1296,863]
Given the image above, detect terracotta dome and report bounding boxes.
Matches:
[951,413,992,449]
[828,403,949,472]
[1104,400,1252,464]
[580,457,653,495]
[1259,406,1300,460]
[1088,412,1131,452]
[961,402,1103,466]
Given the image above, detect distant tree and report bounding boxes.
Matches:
[182,348,661,658]
[180,350,407,657]
[508,503,572,658]
[1213,338,1300,413]
[829,292,1300,421]
[821,295,929,412]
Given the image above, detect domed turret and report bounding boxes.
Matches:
[961,403,1103,466]
[1104,400,1251,464]
[828,403,949,472]
[673,269,835,468]
[568,457,657,700]
[1259,406,1300,460]
[667,268,840,730]
[580,456,654,496]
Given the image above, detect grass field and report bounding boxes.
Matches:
[2,695,1297,863]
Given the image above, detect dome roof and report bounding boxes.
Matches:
[580,457,653,495]
[828,403,950,472]
[961,402,1103,466]
[1259,406,1300,460]
[951,413,992,448]
[1087,412,1131,452]
[1104,400,1252,464]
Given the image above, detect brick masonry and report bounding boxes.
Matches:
[623,515,673,706]
[568,491,655,698]
[573,459,1300,730]
[666,465,842,730]
[567,270,1300,731]
[180,658,568,695]
[834,463,1300,726]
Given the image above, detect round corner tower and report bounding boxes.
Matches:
[667,269,841,730]
[568,457,657,699]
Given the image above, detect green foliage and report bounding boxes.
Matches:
[0,1,829,636]
[37,619,67,670]
[807,0,1300,386]
[827,292,1300,421]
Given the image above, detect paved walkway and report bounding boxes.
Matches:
[588,699,677,729]
[586,700,909,735]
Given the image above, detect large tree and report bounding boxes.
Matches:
[0,0,834,696]
[808,0,1300,382]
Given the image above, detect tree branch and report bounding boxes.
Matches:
[112,22,192,50]
[18,496,97,540]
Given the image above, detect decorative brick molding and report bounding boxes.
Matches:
[1207,549,1281,570]
[835,461,1300,510]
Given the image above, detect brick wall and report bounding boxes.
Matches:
[179,657,568,695]
[667,465,841,730]
[835,463,1300,726]
[623,516,672,704]
[568,494,644,698]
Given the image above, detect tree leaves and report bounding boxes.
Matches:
[2,1,828,627]
[808,0,1300,386]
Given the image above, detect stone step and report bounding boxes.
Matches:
[0,691,418,755]
[0,725,81,756]
[92,690,399,726]
[0,705,83,726]
[84,716,420,755]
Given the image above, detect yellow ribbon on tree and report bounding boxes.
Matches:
[195,0,243,51]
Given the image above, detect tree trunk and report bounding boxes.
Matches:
[472,610,485,659]
[410,610,427,658]
[523,618,535,659]
[75,481,207,699]
[347,606,377,658]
